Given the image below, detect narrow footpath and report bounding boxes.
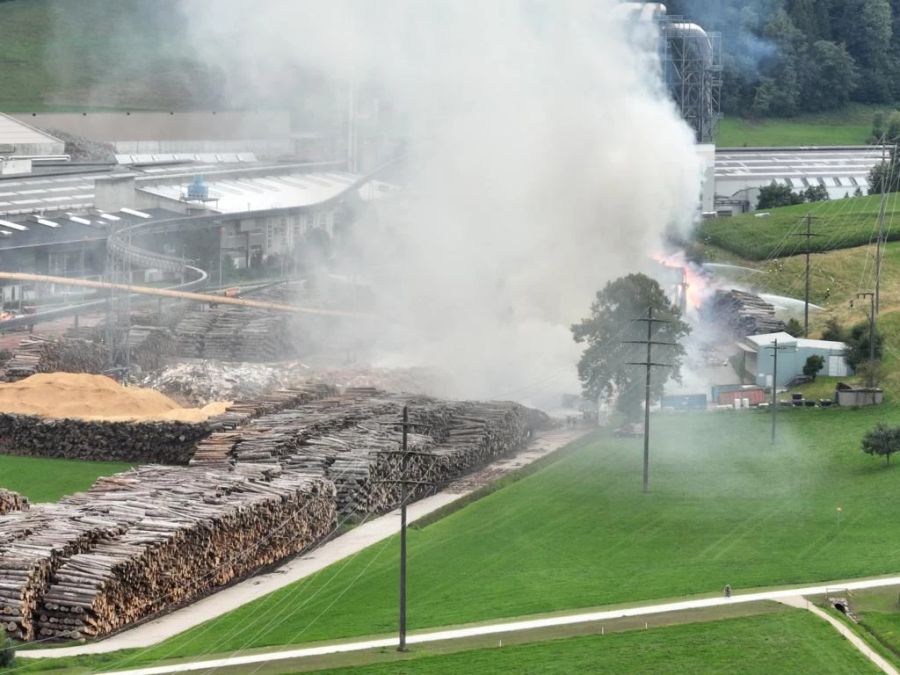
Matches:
[22,426,590,659]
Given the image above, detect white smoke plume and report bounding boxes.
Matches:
[184,0,702,406]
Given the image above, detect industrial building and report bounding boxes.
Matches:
[714,146,885,214]
[737,332,851,389]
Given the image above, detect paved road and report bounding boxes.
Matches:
[93,574,900,675]
[22,426,589,659]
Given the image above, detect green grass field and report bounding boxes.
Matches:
[0,454,131,502]
[715,104,889,147]
[0,0,211,111]
[32,403,900,672]
[695,194,900,261]
[307,611,875,675]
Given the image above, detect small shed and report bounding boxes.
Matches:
[737,332,851,388]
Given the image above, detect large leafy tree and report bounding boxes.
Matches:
[862,423,900,465]
[571,274,690,419]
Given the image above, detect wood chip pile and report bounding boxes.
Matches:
[0,383,337,465]
[705,290,786,337]
[2,335,106,382]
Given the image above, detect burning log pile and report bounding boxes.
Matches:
[2,335,106,381]
[705,290,786,337]
[0,414,211,464]
[0,489,28,515]
[35,466,334,640]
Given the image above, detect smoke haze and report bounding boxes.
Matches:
[182,1,703,405]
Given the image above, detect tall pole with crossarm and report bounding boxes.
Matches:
[625,307,675,493]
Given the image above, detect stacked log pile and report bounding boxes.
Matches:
[0,489,28,515]
[126,326,175,373]
[0,384,548,642]
[36,466,334,640]
[0,507,125,639]
[172,306,300,362]
[705,290,786,337]
[3,335,106,382]
[0,414,211,464]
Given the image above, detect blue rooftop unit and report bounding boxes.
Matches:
[186,175,209,201]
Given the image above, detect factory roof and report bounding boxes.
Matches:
[0,113,63,150]
[0,161,269,217]
[744,332,846,352]
[0,207,182,251]
[137,170,387,214]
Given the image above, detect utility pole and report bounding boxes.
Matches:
[766,338,793,444]
[875,138,892,315]
[793,214,820,337]
[854,292,876,363]
[625,307,675,493]
[373,406,433,652]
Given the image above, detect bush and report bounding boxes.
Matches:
[0,629,13,668]
[803,355,825,380]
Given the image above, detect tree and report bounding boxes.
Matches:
[845,320,884,369]
[803,354,825,379]
[867,148,900,194]
[861,422,900,464]
[572,274,690,419]
[785,317,804,336]
[803,184,829,202]
[757,182,805,209]
[803,40,858,111]
[821,317,846,342]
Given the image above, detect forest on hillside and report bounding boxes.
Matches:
[667,0,900,117]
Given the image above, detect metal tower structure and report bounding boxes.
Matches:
[660,17,722,144]
[104,220,132,372]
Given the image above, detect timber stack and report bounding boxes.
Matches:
[0,489,28,515]
[0,385,549,642]
[36,466,334,640]
[705,289,786,337]
[2,335,105,382]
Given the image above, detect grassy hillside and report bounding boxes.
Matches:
[309,611,876,675]
[36,404,900,671]
[695,194,900,261]
[0,454,131,502]
[0,0,215,111]
[716,104,888,148]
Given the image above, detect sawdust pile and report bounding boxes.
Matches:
[0,373,230,422]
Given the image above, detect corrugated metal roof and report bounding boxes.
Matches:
[0,113,62,148]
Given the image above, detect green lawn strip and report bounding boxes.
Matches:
[715,105,890,147]
[14,602,785,674]
[302,610,876,675]
[808,586,900,668]
[24,403,900,671]
[695,194,900,261]
[0,454,132,503]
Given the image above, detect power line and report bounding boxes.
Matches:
[792,213,821,337]
[624,307,675,494]
[373,405,434,652]
[765,338,793,445]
